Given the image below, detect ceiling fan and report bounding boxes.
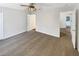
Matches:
[20,3,38,13]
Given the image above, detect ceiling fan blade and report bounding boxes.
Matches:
[20,5,29,7]
[30,3,35,6]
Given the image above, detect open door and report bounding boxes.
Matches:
[27,14,36,31]
[71,10,77,49]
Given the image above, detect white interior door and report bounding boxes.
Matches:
[27,14,36,31]
[71,10,76,49]
[0,12,3,39]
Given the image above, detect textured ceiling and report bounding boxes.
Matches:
[0,3,26,10]
[0,3,79,10]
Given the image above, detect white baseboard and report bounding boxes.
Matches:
[36,29,60,38]
[1,30,27,40]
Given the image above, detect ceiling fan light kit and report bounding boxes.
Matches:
[20,3,37,14]
[28,7,36,14]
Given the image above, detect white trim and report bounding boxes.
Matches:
[78,48,79,52]
[0,10,3,39]
[2,30,27,40]
[36,29,60,38]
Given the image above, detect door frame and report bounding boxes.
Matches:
[0,12,3,39]
[60,9,77,49]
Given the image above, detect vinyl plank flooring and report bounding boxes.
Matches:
[0,30,79,56]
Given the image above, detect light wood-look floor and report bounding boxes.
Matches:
[0,30,79,56]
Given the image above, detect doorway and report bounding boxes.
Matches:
[27,14,36,31]
[60,10,77,49]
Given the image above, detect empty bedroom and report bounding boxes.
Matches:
[0,3,79,56]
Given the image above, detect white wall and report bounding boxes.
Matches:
[60,12,66,28]
[0,8,3,39]
[0,7,2,12]
[1,7,27,39]
[36,7,60,37]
